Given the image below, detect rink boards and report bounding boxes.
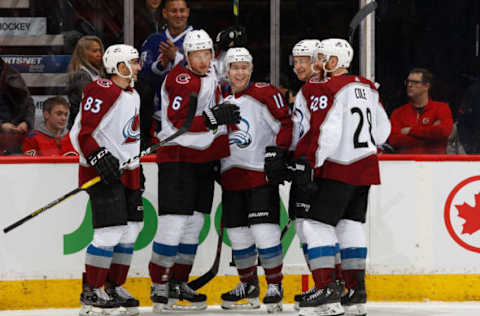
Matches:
[1,155,480,309]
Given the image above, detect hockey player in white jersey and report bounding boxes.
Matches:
[288,39,344,310]
[219,47,293,313]
[69,44,143,316]
[291,39,391,316]
[148,29,240,312]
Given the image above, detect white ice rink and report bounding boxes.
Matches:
[1,303,480,316]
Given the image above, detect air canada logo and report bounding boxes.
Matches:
[176,73,191,84]
[422,118,430,125]
[229,118,252,148]
[123,114,140,144]
[444,175,480,253]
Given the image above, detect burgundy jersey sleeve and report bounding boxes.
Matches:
[260,84,293,149]
[77,79,122,157]
[164,67,207,132]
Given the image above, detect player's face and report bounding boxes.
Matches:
[44,104,69,131]
[87,41,103,67]
[163,0,189,32]
[129,58,142,82]
[188,49,212,75]
[294,56,313,81]
[406,72,428,100]
[228,62,252,92]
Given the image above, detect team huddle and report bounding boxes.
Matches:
[70,29,391,316]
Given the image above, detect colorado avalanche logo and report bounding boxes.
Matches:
[294,108,305,138]
[176,73,191,84]
[96,79,113,88]
[254,82,270,88]
[229,118,252,148]
[123,114,140,144]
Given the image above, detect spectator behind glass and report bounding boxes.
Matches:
[22,96,77,157]
[134,0,163,51]
[66,35,105,129]
[0,58,34,155]
[388,68,453,154]
[457,79,480,153]
[138,0,192,149]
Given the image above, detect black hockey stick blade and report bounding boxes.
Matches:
[187,222,223,290]
[347,1,378,44]
[4,94,199,234]
[3,176,101,233]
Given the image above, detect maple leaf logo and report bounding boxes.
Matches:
[455,192,480,235]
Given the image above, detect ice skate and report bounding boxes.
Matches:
[166,278,207,310]
[151,283,169,313]
[263,283,283,313]
[220,279,260,310]
[298,281,344,316]
[105,283,139,316]
[79,286,120,316]
[341,286,367,316]
[294,287,316,311]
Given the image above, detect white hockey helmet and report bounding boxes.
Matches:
[183,29,214,59]
[318,38,354,72]
[103,44,139,87]
[292,39,322,62]
[225,47,253,69]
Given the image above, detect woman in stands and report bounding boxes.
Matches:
[66,35,105,128]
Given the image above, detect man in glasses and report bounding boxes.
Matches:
[389,68,453,154]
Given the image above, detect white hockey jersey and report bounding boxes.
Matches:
[156,62,230,163]
[293,75,391,185]
[221,82,292,190]
[69,78,141,189]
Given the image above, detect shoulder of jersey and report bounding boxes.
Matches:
[84,79,122,99]
[246,82,279,101]
[327,75,377,92]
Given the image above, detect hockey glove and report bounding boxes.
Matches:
[264,146,290,185]
[292,157,318,193]
[87,147,121,184]
[203,103,241,130]
[215,25,247,50]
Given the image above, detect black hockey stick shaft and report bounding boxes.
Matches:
[187,221,224,290]
[3,93,198,234]
[346,1,378,44]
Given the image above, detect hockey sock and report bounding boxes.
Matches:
[150,243,178,284]
[107,242,134,286]
[232,244,258,282]
[341,248,367,289]
[172,243,198,282]
[302,243,310,270]
[311,268,336,289]
[335,243,343,281]
[257,244,283,284]
[85,244,114,288]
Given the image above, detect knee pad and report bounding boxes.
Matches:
[119,221,144,244]
[180,211,205,244]
[303,219,337,248]
[251,223,281,249]
[92,225,127,248]
[336,219,366,248]
[154,214,188,246]
[227,226,255,250]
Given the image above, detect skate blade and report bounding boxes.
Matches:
[80,305,120,316]
[294,302,300,311]
[266,302,283,313]
[165,298,207,311]
[344,303,366,316]
[299,302,344,316]
[221,298,260,310]
[112,306,140,316]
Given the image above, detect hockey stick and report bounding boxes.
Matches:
[187,221,224,290]
[346,1,378,44]
[233,0,239,26]
[3,93,198,234]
